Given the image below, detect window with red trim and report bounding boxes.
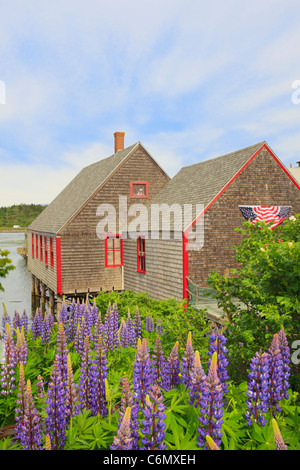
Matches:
[137,236,146,273]
[105,235,123,267]
[44,236,48,266]
[130,182,149,199]
[40,235,43,261]
[50,237,54,268]
[32,233,34,257]
[36,234,38,258]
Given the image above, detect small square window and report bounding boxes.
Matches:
[130,182,149,199]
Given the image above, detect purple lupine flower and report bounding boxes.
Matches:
[140,384,167,450]
[91,298,99,328]
[197,352,224,449]
[145,312,154,332]
[278,328,290,400]
[207,327,229,394]
[55,322,69,383]
[66,298,76,342]
[74,319,85,354]
[19,379,44,450]
[15,326,28,365]
[126,309,136,347]
[58,299,68,326]
[164,341,180,391]
[1,305,11,336]
[180,331,194,388]
[189,350,206,408]
[21,309,29,335]
[45,358,67,450]
[13,311,22,336]
[272,418,288,450]
[133,338,155,409]
[133,307,142,341]
[1,323,16,396]
[156,317,163,335]
[15,362,27,441]
[245,350,269,426]
[119,318,129,348]
[32,309,43,340]
[41,313,52,345]
[65,353,78,423]
[111,407,133,450]
[89,334,108,418]
[268,333,284,415]
[78,336,93,412]
[103,303,119,351]
[152,334,167,389]
[95,312,104,337]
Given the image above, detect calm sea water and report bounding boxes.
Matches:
[0,232,32,322]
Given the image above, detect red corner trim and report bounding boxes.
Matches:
[56,236,63,295]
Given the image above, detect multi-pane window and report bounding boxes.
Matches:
[50,237,54,268]
[36,234,39,258]
[32,233,34,257]
[137,236,146,273]
[44,236,48,266]
[40,235,43,261]
[130,182,149,199]
[105,235,123,267]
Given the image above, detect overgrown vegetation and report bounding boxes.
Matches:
[0,204,46,229]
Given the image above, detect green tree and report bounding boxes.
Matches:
[206,214,300,390]
[0,249,15,291]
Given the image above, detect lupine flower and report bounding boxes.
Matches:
[78,336,93,412]
[197,352,224,449]
[55,322,69,383]
[133,338,155,409]
[74,319,85,354]
[2,304,11,335]
[208,327,229,394]
[45,434,52,450]
[1,323,16,396]
[180,331,194,388]
[145,312,154,332]
[104,303,119,350]
[119,373,139,449]
[91,298,99,328]
[268,333,284,415]
[189,350,206,408]
[133,307,142,341]
[58,299,68,325]
[21,309,29,335]
[278,328,290,400]
[13,310,22,335]
[89,334,108,418]
[206,435,220,450]
[156,317,163,335]
[15,363,27,441]
[119,318,129,348]
[95,312,104,337]
[32,309,44,339]
[245,350,269,426]
[140,385,166,450]
[19,379,44,450]
[45,358,67,450]
[126,309,136,347]
[41,313,52,345]
[65,354,78,423]
[164,341,180,390]
[111,407,133,450]
[15,326,28,365]
[152,334,167,389]
[36,374,45,400]
[272,418,288,450]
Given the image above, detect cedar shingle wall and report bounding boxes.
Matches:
[123,236,183,300]
[188,148,300,287]
[59,146,169,294]
[27,231,58,292]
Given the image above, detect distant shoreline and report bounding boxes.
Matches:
[0,229,26,233]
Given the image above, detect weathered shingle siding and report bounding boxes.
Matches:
[123,236,183,300]
[59,146,169,294]
[27,230,58,293]
[188,147,300,287]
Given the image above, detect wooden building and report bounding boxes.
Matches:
[27,132,169,308]
[123,141,300,302]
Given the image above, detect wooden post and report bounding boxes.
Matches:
[49,289,55,312]
[35,277,40,297]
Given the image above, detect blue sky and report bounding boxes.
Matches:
[1,0,300,206]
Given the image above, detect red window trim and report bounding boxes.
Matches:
[36,234,38,258]
[50,237,54,268]
[130,181,149,199]
[105,234,123,267]
[40,235,43,261]
[44,236,48,266]
[137,236,146,273]
[32,233,34,257]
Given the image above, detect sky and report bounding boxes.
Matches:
[1,0,300,206]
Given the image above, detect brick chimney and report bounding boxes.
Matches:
[114,132,125,154]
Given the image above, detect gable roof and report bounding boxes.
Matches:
[140,141,298,232]
[28,142,142,234]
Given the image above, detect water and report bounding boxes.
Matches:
[0,232,32,320]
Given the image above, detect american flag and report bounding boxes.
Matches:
[239,206,291,229]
